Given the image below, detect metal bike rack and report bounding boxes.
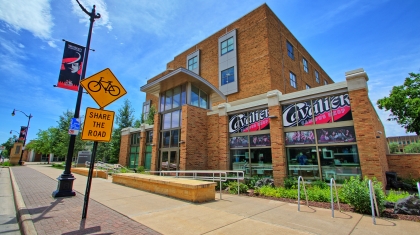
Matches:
[297,176,309,211]
[368,179,380,225]
[330,178,341,218]
[417,182,420,199]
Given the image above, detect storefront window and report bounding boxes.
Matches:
[287,147,319,181]
[319,145,360,184]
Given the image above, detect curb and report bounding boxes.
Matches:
[10,167,38,235]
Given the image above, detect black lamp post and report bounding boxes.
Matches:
[52,0,100,198]
[11,109,32,165]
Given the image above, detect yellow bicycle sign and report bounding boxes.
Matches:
[88,77,121,96]
[80,68,127,108]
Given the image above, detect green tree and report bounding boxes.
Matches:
[404,142,420,153]
[145,105,156,125]
[377,73,420,134]
[1,137,16,157]
[388,142,399,153]
[108,99,136,163]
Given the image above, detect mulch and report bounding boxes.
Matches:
[244,191,420,223]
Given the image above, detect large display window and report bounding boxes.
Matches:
[287,147,319,181]
[229,108,272,178]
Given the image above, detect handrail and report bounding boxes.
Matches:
[330,178,341,218]
[297,176,309,211]
[148,170,238,199]
[368,179,380,225]
[417,182,420,199]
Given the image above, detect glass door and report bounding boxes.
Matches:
[144,145,152,170]
[160,149,178,171]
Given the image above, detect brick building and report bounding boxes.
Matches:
[386,135,420,153]
[119,4,389,185]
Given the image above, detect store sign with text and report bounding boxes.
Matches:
[229,108,270,134]
[283,94,352,128]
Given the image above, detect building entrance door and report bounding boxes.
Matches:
[144,145,152,170]
[160,149,178,171]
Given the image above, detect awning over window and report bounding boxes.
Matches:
[140,68,226,103]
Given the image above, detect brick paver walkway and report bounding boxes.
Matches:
[12,166,160,235]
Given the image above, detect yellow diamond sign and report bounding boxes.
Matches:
[81,68,127,108]
[81,107,115,142]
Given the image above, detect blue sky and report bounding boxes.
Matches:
[0,0,419,145]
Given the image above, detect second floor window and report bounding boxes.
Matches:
[191,85,208,109]
[315,70,320,83]
[324,80,328,85]
[221,67,235,85]
[287,41,294,59]
[221,37,234,55]
[303,58,308,73]
[188,56,198,70]
[306,84,311,89]
[290,72,297,88]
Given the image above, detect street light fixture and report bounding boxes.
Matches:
[11,109,33,165]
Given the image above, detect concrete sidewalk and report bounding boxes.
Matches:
[0,167,20,235]
[11,165,420,234]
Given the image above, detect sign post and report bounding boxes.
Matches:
[80,68,126,219]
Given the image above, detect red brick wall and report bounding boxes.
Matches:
[387,154,420,179]
[151,112,161,171]
[181,105,208,170]
[206,114,220,170]
[119,134,130,166]
[349,88,388,185]
[138,130,146,167]
[218,115,229,170]
[269,105,287,186]
[265,6,333,94]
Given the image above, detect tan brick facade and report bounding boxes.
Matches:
[118,4,398,188]
[118,133,130,166]
[387,154,420,179]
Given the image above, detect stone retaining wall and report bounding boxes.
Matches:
[112,173,216,202]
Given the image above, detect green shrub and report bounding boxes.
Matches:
[245,175,264,189]
[51,162,65,169]
[227,181,249,194]
[136,166,145,173]
[310,180,328,190]
[386,189,411,202]
[1,161,13,166]
[284,176,298,189]
[341,176,385,214]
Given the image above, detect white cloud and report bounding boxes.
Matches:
[18,43,24,48]
[0,0,54,39]
[47,40,57,48]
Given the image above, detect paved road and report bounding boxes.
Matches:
[8,164,420,234]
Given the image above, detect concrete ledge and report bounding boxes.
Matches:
[10,167,37,235]
[71,167,108,179]
[112,173,216,203]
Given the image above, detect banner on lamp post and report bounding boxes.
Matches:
[56,41,85,91]
[18,126,27,142]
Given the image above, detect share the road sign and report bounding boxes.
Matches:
[80,68,127,108]
[81,107,115,142]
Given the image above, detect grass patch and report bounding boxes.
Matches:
[386,189,411,202]
[51,162,65,169]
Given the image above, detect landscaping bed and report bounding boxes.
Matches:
[246,190,420,222]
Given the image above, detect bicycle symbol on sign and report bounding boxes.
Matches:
[87,77,121,96]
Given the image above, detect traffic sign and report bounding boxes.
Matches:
[68,118,80,135]
[81,107,115,142]
[80,68,127,108]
